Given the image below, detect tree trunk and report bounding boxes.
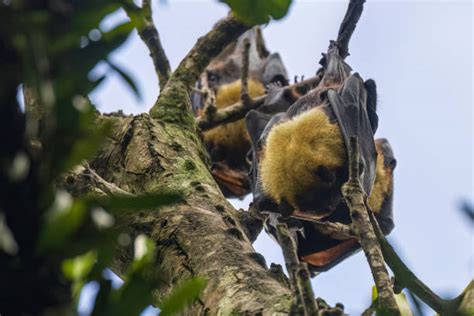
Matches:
[78,110,292,314]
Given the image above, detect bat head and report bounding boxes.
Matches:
[259,106,348,217]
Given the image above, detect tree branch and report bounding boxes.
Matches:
[124,0,171,90]
[23,85,45,155]
[342,136,399,314]
[58,163,133,197]
[368,211,465,314]
[276,223,318,315]
[196,74,323,131]
[240,38,253,107]
[290,212,355,240]
[255,27,270,59]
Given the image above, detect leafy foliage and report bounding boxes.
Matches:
[221,0,293,25]
[0,1,200,315]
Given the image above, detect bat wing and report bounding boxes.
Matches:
[211,162,250,198]
[245,109,287,212]
[364,79,379,133]
[328,73,378,196]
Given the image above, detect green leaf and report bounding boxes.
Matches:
[105,59,142,101]
[92,279,113,316]
[394,293,414,316]
[50,3,122,54]
[372,285,378,302]
[60,114,110,175]
[103,235,158,316]
[55,20,134,100]
[92,192,183,213]
[371,286,414,316]
[221,0,293,25]
[62,250,98,298]
[131,234,156,269]
[37,193,88,253]
[112,273,155,316]
[0,213,18,255]
[48,98,110,179]
[62,250,98,281]
[159,277,207,316]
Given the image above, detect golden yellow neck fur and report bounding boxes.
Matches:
[260,107,346,208]
[204,80,265,150]
[368,151,393,213]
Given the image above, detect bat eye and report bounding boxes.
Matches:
[207,72,219,84]
[315,166,336,184]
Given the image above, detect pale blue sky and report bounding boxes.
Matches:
[83,0,473,314]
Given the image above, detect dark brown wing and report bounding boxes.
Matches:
[328,73,377,196]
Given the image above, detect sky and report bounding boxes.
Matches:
[81,0,473,314]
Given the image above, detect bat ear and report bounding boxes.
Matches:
[364,79,379,133]
[262,53,289,86]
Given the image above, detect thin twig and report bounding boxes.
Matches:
[361,298,378,316]
[196,74,323,131]
[276,223,318,315]
[124,0,171,90]
[23,85,44,156]
[200,74,217,120]
[290,213,355,240]
[240,38,253,107]
[368,211,464,314]
[342,136,399,314]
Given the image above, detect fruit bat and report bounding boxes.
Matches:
[247,43,378,216]
[245,43,394,272]
[192,27,289,198]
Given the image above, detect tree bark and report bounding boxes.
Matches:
[77,109,292,314]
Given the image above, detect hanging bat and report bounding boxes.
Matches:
[247,43,378,216]
[245,42,394,271]
[192,27,289,198]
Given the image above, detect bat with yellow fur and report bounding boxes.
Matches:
[192,27,289,198]
[245,43,395,272]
